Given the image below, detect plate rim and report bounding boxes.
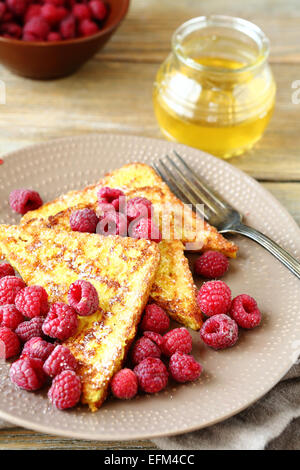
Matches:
[0,133,299,441]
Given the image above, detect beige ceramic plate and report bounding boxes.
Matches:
[0,134,299,441]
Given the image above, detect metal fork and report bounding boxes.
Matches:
[153,151,300,280]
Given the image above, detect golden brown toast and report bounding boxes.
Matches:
[0,223,160,411]
[151,239,201,330]
[25,210,203,330]
[21,163,238,257]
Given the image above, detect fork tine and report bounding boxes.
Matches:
[154,160,208,220]
[165,154,221,215]
[157,159,198,206]
[153,163,181,198]
[152,163,185,202]
[173,150,229,210]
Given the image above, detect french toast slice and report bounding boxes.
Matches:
[0,224,160,411]
[21,163,238,257]
[151,239,201,329]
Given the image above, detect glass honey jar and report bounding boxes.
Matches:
[153,15,276,159]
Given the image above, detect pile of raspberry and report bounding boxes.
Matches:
[69,186,162,243]
[194,251,262,350]
[0,0,108,42]
[0,265,100,409]
[111,303,203,400]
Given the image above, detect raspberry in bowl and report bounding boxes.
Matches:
[0,0,130,79]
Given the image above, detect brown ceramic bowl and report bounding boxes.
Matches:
[0,0,130,79]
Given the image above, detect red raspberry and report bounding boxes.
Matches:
[56,6,68,20]
[0,326,20,358]
[197,280,231,317]
[73,3,91,20]
[48,370,81,409]
[22,337,54,362]
[112,195,126,212]
[111,368,138,399]
[169,352,202,383]
[229,294,261,329]
[47,31,61,41]
[6,0,27,16]
[9,189,43,214]
[194,251,229,279]
[42,302,78,341]
[0,304,24,330]
[43,345,77,377]
[126,197,152,221]
[200,314,238,350]
[161,327,192,357]
[69,208,98,233]
[97,187,125,204]
[59,14,76,39]
[0,21,22,38]
[10,357,46,391]
[15,285,49,319]
[140,303,169,333]
[0,263,14,279]
[143,331,163,348]
[67,280,99,317]
[15,317,44,342]
[0,275,26,306]
[129,217,162,243]
[78,19,99,37]
[41,3,63,25]
[23,33,37,42]
[97,188,126,213]
[24,4,42,22]
[96,202,115,219]
[96,211,127,237]
[134,357,168,394]
[89,0,107,21]
[23,16,50,41]
[131,337,161,366]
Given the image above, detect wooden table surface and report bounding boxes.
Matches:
[0,0,299,450]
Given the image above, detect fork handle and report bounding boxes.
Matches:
[230,223,300,280]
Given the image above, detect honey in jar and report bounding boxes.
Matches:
[153,16,276,159]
